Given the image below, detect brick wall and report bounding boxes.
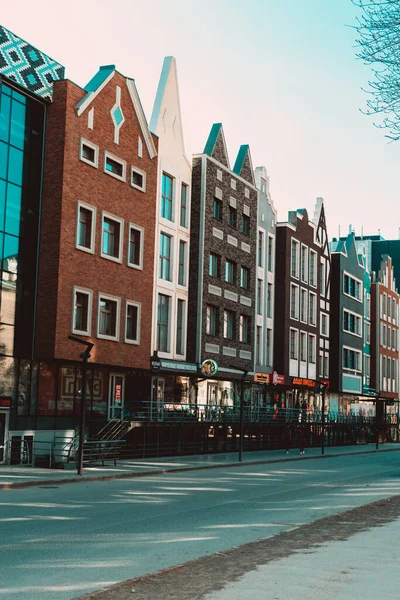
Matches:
[36,72,158,370]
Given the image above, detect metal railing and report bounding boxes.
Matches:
[122,403,389,425]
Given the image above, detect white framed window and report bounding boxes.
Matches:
[290,283,299,320]
[301,245,308,283]
[72,286,93,336]
[217,169,223,182]
[343,272,362,302]
[125,300,141,345]
[244,187,250,199]
[131,166,146,192]
[309,292,317,326]
[79,137,99,168]
[309,250,317,287]
[97,293,120,341]
[343,346,361,372]
[127,223,144,270]
[180,183,189,229]
[157,293,171,352]
[76,201,96,254]
[178,240,187,287]
[256,326,262,364]
[258,230,264,268]
[321,312,329,337]
[300,288,308,323]
[267,235,274,272]
[324,353,329,378]
[320,259,326,297]
[343,309,362,337]
[291,238,300,279]
[300,331,307,362]
[161,172,174,221]
[101,212,124,263]
[104,151,126,182]
[290,328,298,360]
[308,334,316,364]
[176,298,186,355]
[257,279,263,315]
[159,232,172,281]
[231,178,237,190]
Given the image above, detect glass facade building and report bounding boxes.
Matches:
[0,78,46,428]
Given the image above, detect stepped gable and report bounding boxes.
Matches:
[203,123,230,168]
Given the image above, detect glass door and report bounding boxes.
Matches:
[151,377,165,421]
[108,374,125,420]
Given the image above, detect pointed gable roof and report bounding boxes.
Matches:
[203,123,230,169]
[150,56,189,165]
[75,65,116,116]
[233,145,255,185]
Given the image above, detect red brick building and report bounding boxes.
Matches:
[371,255,399,419]
[35,66,158,431]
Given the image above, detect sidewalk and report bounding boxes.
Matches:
[0,443,398,490]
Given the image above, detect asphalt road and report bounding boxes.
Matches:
[1,451,400,600]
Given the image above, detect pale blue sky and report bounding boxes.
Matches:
[3,0,399,239]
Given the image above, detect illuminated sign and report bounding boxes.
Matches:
[254,373,270,384]
[0,398,11,408]
[292,378,316,388]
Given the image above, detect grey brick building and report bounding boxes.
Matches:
[187,124,257,406]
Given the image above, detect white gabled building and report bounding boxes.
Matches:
[149,57,193,403]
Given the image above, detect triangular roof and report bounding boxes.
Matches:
[233,145,255,185]
[150,56,189,166]
[203,123,230,169]
[74,65,156,159]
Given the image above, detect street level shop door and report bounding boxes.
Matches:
[108,374,125,420]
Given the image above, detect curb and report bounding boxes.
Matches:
[1,445,399,490]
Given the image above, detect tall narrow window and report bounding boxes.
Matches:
[309,250,317,286]
[180,183,188,227]
[267,236,273,272]
[290,284,299,320]
[267,283,272,318]
[291,239,299,278]
[308,334,316,363]
[242,214,250,235]
[209,253,220,278]
[240,266,250,290]
[224,310,235,340]
[206,305,218,336]
[76,203,96,253]
[178,241,186,286]
[97,294,120,340]
[301,245,308,282]
[157,294,170,352]
[290,329,298,360]
[161,173,173,221]
[256,326,262,364]
[258,231,264,267]
[266,329,272,366]
[176,299,185,355]
[159,233,172,281]
[228,206,237,228]
[239,314,250,344]
[300,332,307,362]
[300,289,308,323]
[101,214,123,262]
[257,279,262,315]
[125,302,140,344]
[128,224,143,269]
[213,198,223,220]
[225,259,236,284]
[309,292,316,326]
[72,287,92,336]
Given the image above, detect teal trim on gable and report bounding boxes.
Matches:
[150,56,173,134]
[204,123,223,156]
[233,144,249,176]
[84,65,115,92]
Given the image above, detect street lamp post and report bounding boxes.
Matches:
[321,382,327,455]
[68,335,94,476]
[238,371,248,463]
